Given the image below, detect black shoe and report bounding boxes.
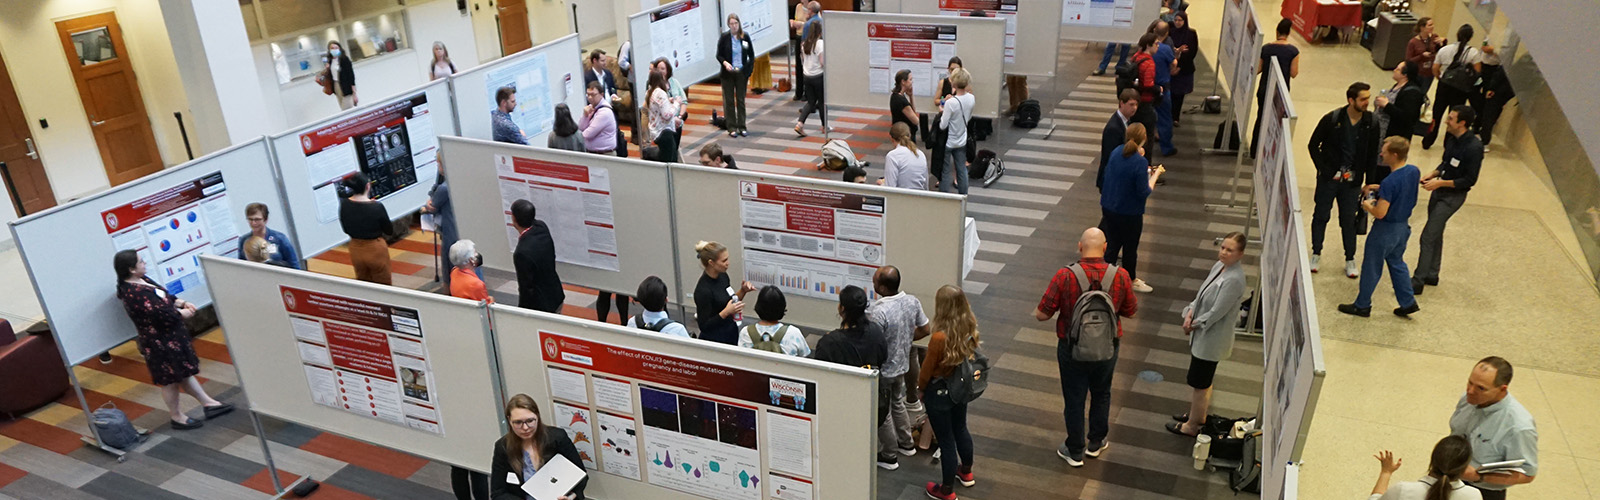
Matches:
[1165,422,1198,437]
[1092,69,1107,76]
[171,417,204,430]
[1394,303,1421,317]
[1337,303,1371,317]
[203,403,235,420]
[1423,278,1439,286]
[98,353,113,364]
[1411,278,1425,296]
[1172,412,1189,422]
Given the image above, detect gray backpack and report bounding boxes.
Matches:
[1067,263,1121,362]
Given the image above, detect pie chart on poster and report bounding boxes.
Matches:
[863,246,880,263]
[187,212,198,223]
[160,241,172,252]
[169,219,181,229]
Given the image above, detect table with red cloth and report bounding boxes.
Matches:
[1282,0,1363,42]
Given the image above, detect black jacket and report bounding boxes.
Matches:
[1308,106,1382,185]
[1382,83,1426,141]
[330,54,356,97]
[514,221,565,313]
[488,429,589,500]
[583,66,617,98]
[716,32,756,79]
[1097,111,1130,190]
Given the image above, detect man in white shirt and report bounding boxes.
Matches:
[627,276,690,338]
[1448,356,1538,500]
[867,266,931,470]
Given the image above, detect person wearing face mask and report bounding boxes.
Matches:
[489,394,587,500]
[448,240,490,303]
[1448,357,1539,499]
[1167,232,1248,437]
[327,41,358,110]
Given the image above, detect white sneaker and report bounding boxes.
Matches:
[1131,279,1153,293]
[1309,254,1320,273]
[1345,260,1359,279]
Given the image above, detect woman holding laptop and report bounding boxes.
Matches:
[490,394,587,500]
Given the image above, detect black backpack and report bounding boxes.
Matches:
[1230,430,1262,493]
[1115,60,1139,95]
[633,315,678,334]
[1012,99,1041,128]
[968,149,1004,187]
[927,349,990,410]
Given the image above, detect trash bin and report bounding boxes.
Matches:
[1370,11,1418,70]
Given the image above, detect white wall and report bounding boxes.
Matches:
[0,0,194,202]
[253,0,479,132]
[528,0,576,46]
[1494,1,1600,177]
[575,0,618,43]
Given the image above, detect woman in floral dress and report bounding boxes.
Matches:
[113,250,232,430]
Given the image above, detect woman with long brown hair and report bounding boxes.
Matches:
[917,285,981,500]
[489,394,587,500]
[1366,435,1478,500]
[794,23,828,137]
[644,69,681,162]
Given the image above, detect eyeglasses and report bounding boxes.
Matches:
[511,417,538,428]
[247,217,266,222]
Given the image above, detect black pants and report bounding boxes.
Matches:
[1171,91,1188,124]
[791,38,805,100]
[798,73,827,128]
[595,292,630,325]
[1058,337,1118,453]
[652,128,680,163]
[1476,93,1511,145]
[451,466,487,500]
[1135,100,1159,164]
[1423,84,1472,148]
[1099,208,1144,280]
[1473,486,1507,500]
[1311,177,1361,261]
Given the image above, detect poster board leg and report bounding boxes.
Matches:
[251,409,319,497]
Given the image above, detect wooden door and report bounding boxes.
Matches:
[498,0,533,55]
[55,12,163,186]
[0,47,57,216]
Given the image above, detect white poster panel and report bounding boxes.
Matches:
[936,0,1019,63]
[738,181,886,300]
[719,0,789,56]
[484,52,556,141]
[866,22,958,96]
[493,154,621,272]
[1061,0,1134,29]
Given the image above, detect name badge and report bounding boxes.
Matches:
[155,288,168,299]
[506,472,520,484]
[267,244,279,255]
[1450,158,1461,167]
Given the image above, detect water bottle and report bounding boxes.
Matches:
[1192,434,1212,470]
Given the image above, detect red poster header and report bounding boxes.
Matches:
[299,94,427,155]
[324,322,396,379]
[939,0,1017,11]
[511,157,591,184]
[651,0,699,21]
[540,331,817,414]
[867,22,957,41]
[281,286,422,337]
[101,172,224,234]
[741,181,885,214]
[890,40,932,61]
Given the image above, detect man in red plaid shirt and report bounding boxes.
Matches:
[1032,227,1139,466]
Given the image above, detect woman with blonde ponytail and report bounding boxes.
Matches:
[880,122,929,190]
[1367,435,1479,500]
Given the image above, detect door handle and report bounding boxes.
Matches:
[24,138,37,160]
[92,120,106,127]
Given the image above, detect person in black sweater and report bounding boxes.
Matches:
[716,14,756,137]
[1376,60,1427,142]
[889,69,921,146]
[511,200,565,313]
[811,285,890,424]
[1306,82,1383,278]
[338,173,395,285]
[692,241,754,344]
[489,394,587,500]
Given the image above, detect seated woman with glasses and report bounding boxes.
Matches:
[490,394,588,500]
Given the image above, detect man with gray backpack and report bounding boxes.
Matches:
[1033,228,1138,467]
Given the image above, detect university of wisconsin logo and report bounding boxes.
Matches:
[543,337,560,359]
[105,213,119,230]
[282,291,297,309]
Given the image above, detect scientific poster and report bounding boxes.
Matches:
[1061,0,1135,27]
[735,0,777,45]
[738,181,886,300]
[554,402,599,469]
[299,93,439,223]
[866,22,958,96]
[101,171,240,307]
[649,0,707,71]
[540,331,821,493]
[938,0,1018,63]
[495,154,620,272]
[281,286,444,435]
[484,52,555,139]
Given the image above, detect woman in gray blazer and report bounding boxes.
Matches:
[1168,232,1248,436]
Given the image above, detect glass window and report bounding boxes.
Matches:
[339,0,403,18]
[70,28,118,66]
[342,12,409,62]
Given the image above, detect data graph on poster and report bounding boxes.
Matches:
[540,331,819,499]
[299,93,439,223]
[1062,0,1135,27]
[484,52,555,140]
[649,0,708,71]
[866,22,958,96]
[101,171,241,307]
[495,155,620,272]
[739,181,886,301]
[281,286,444,435]
[938,0,1018,62]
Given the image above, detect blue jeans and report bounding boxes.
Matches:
[1155,91,1176,155]
[1098,43,1131,72]
[925,391,973,488]
[942,145,969,194]
[1354,222,1416,309]
[1058,337,1118,452]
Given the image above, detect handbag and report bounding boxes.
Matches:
[91,402,144,450]
[1438,44,1480,92]
[316,70,334,96]
[1354,209,1369,235]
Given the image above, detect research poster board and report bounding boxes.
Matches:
[9,139,287,365]
[1261,226,1326,500]
[1059,0,1157,43]
[454,34,587,147]
[1254,60,1296,297]
[440,137,678,301]
[271,80,458,258]
[895,0,1065,77]
[630,0,724,98]
[1222,0,1262,125]
[201,256,505,472]
[719,0,790,57]
[822,11,1006,117]
[671,164,964,331]
[490,304,877,500]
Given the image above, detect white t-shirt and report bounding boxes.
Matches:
[940,93,976,148]
[627,310,691,338]
[802,40,825,77]
[884,145,928,190]
[1433,43,1482,73]
[1367,477,1482,500]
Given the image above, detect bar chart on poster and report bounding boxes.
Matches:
[738,180,887,301]
[100,171,241,306]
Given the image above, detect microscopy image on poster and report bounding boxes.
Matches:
[640,386,762,500]
[299,93,439,223]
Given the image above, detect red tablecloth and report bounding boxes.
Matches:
[1283,0,1363,40]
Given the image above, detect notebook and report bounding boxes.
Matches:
[520,453,587,500]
